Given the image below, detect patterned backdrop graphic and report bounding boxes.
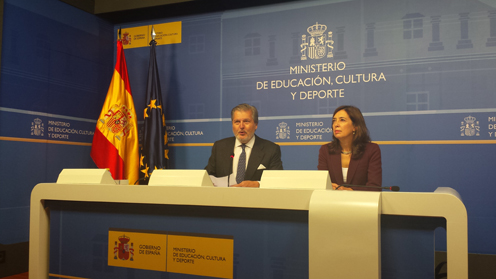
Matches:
[1,0,496,258]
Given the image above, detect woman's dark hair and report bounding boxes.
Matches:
[327,105,371,159]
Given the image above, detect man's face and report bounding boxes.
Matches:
[232,110,258,144]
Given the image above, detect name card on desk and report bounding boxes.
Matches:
[260,170,332,189]
[108,228,233,278]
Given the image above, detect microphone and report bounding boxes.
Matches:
[340,184,400,191]
[228,153,234,187]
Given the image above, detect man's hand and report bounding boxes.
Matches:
[232,180,260,188]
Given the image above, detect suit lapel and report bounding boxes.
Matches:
[245,136,264,179]
[226,138,236,156]
[330,153,344,184]
[347,156,360,184]
[221,138,236,176]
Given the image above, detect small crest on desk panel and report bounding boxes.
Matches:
[114,234,135,261]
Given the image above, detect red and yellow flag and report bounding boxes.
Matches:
[91,40,139,184]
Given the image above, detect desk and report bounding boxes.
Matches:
[30,184,467,278]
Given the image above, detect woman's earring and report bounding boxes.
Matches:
[353,130,356,135]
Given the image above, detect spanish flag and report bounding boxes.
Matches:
[90,40,139,184]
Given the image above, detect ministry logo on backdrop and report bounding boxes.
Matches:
[276,122,290,140]
[460,115,480,136]
[31,118,44,137]
[301,22,334,60]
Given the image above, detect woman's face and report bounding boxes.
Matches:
[332,109,355,141]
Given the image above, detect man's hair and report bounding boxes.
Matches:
[231,103,259,124]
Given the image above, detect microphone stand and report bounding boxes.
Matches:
[228,154,234,187]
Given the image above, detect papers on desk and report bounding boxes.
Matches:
[209,174,236,187]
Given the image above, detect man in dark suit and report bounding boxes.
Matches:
[205,104,283,187]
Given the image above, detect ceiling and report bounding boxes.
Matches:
[60,0,300,24]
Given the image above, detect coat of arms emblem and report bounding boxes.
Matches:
[114,235,134,261]
[301,22,334,60]
[276,122,290,140]
[31,118,44,137]
[99,104,134,140]
[122,32,131,45]
[460,115,480,136]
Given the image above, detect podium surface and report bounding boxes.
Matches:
[30,182,467,279]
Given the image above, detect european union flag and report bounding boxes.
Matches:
[140,39,169,184]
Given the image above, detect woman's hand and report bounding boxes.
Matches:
[333,183,354,190]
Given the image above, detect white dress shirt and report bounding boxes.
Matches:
[342,167,348,183]
[231,136,255,184]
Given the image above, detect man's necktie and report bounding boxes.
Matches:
[236,144,246,184]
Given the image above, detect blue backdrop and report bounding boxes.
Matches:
[1,0,496,259]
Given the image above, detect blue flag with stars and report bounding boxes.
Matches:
[140,39,169,183]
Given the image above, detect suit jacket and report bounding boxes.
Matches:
[205,135,283,181]
[317,142,382,191]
